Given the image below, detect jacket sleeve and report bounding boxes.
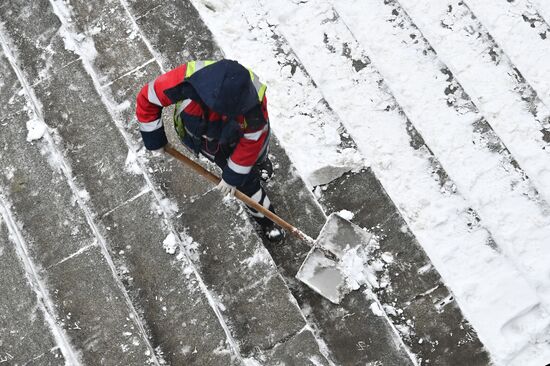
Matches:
[135,64,188,150]
[222,96,269,186]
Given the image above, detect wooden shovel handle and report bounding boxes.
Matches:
[164,144,314,244]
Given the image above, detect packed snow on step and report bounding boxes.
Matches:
[191,0,550,364]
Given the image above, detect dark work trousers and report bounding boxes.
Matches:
[193,139,275,226]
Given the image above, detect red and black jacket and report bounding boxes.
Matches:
[136,60,270,186]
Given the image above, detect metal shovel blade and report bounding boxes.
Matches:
[296,213,373,304]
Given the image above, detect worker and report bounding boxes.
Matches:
[136,59,284,242]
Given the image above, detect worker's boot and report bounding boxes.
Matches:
[256,216,286,242]
[254,155,274,181]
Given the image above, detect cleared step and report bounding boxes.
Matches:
[101,192,240,365]
[45,0,328,363]
[0,217,65,365]
[125,0,223,67]
[0,2,241,364]
[179,190,316,357]
[0,49,157,365]
[319,169,492,365]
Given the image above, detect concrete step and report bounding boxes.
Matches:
[0,216,65,365]
[70,0,330,363]
[0,3,238,365]
[265,140,418,366]
[0,46,157,365]
[318,169,492,365]
[122,0,427,364]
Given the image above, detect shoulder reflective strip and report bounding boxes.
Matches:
[258,84,267,100]
[186,61,196,77]
[175,99,192,116]
[243,125,268,141]
[227,158,252,174]
[147,81,163,107]
[249,71,267,100]
[139,118,163,132]
[195,60,206,71]
[186,60,217,77]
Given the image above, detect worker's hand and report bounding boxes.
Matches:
[216,179,236,196]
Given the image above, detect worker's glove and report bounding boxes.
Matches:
[216,179,236,196]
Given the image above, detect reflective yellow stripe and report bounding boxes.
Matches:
[186,61,196,77]
[186,60,217,78]
[258,84,267,100]
[248,70,267,101]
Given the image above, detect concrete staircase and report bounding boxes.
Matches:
[0,0,494,365]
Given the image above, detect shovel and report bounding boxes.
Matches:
[164,144,373,303]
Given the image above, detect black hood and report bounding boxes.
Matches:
[185,59,259,118]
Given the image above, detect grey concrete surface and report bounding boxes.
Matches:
[319,169,491,365]
[264,329,330,366]
[180,190,310,356]
[67,0,154,84]
[0,50,156,365]
[102,192,237,365]
[33,61,145,217]
[127,0,224,68]
[46,246,155,365]
[0,0,78,86]
[0,219,65,366]
[0,2,242,365]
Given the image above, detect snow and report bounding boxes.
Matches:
[189,0,365,189]
[370,302,385,317]
[25,118,47,142]
[336,209,354,221]
[162,233,177,255]
[190,0,550,363]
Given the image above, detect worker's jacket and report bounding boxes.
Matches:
[136,60,270,186]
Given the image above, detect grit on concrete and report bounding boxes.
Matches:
[0,0,492,365]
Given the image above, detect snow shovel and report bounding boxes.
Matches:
[165,144,373,303]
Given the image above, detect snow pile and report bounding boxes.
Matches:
[124,149,142,175]
[162,233,177,255]
[336,209,354,221]
[25,118,47,142]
